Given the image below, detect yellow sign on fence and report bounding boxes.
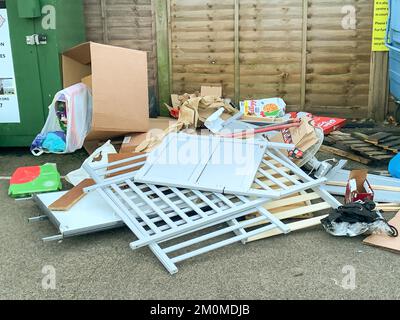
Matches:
[372,0,389,51]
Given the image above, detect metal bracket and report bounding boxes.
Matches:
[42,234,63,242]
[26,34,47,46]
[28,215,49,223]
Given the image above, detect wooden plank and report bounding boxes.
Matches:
[326,181,400,192]
[247,202,331,229]
[382,139,400,148]
[263,192,321,210]
[155,0,171,116]
[365,132,393,144]
[378,136,400,144]
[246,215,327,242]
[319,145,371,164]
[49,179,95,211]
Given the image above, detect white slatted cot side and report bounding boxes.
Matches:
[133,133,324,198]
[82,139,333,273]
[85,135,326,200]
[89,179,288,274]
[83,157,289,274]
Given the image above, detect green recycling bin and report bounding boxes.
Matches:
[0,0,85,147]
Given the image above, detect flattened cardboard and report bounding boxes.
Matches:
[364,212,400,253]
[270,118,318,152]
[120,117,177,153]
[62,42,149,140]
[171,94,180,108]
[201,86,222,98]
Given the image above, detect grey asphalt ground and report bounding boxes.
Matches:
[1,147,400,300]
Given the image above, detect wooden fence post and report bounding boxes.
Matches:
[155,0,171,116]
[234,0,240,106]
[300,0,308,111]
[368,52,389,122]
[100,0,109,43]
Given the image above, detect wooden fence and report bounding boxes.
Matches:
[83,0,159,116]
[83,0,389,120]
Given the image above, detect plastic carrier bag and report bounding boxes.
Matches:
[31,83,92,156]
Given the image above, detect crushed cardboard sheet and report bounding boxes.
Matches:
[270,117,318,154]
[363,212,400,253]
[137,95,238,153]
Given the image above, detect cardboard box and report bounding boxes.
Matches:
[81,75,92,90]
[345,170,374,203]
[62,42,149,141]
[201,86,222,98]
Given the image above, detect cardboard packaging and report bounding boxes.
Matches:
[240,98,286,118]
[62,42,149,141]
[200,86,222,98]
[289,112,346,135]
[270,117,318,153]
[345,170,374,203]
[120,117,177,153]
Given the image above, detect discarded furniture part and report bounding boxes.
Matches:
[323,169,400,203]
[304,158,347,179]
[106,153,146,178]
[376,203,400,212]
[243,148,341,242]
[81,133,334,273]
[49,179,95,211]
[364,212,400,253]
[66,140,117,186]
[134,133,324,198]
[84,155,290,274]
[325,131,394,162]
[204,108,244,133]
[33,191,124,242]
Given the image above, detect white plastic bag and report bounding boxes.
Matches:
[31,83,92,156]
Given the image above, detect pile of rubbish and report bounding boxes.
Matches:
[6,40,400,274]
